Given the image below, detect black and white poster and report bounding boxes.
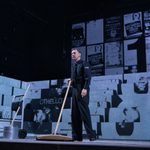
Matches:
[124,12,143,39]
[104,41,123,75]
[72,23,86,47]
[124,38,138,73]
[104,16,122,42]
[87,44,104,76]
[86,19,104,45]
[23,79,71,134]
[124,37,146,73]
[144,10,150,36]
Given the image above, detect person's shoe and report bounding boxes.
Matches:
[89,136,96,141]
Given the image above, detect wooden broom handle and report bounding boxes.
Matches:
[54,80,71,135]
[10,84,31,127]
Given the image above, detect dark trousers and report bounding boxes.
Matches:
[71,86,95,140]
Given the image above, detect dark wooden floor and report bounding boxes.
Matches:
[0,136,150,150]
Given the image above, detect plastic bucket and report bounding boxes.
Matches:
[3,126,19,139]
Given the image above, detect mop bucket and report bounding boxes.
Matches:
[3,126,19,139]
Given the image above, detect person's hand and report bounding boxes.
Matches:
[68,78,71,82]
[67,79,72,84]
[81,89,87,97]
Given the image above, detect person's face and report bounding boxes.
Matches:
[71,49,81,62]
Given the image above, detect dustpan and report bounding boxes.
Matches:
[36,80,73,141]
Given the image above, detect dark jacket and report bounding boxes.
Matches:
[71,59,91,89]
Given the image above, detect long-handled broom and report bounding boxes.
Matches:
[36,80,73,141]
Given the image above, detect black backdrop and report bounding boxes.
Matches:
[1,0,150,81]
[0,0,71,81]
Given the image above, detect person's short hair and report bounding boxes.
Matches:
[71,48,81,54]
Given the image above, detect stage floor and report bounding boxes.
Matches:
[0,136,150,149]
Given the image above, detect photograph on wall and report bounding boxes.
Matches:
[72,23,86,47]
[104,41,123,75]
[86,19,104,45]
[134,76,149,94]
[144,10,150,36]
[124,37,146,73]
[87,44,104,76]
[104,16,123,42]
[124,12,143,39]
[23,98,59,134]
[115,107,140,136]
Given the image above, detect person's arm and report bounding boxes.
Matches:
[70,63,75,86]
[83,62,91,89]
